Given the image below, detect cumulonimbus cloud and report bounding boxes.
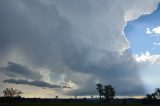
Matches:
[0,0,160,96]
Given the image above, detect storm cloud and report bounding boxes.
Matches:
[1,62,42,80]
[0,0,160,97]
[3,79,70,88]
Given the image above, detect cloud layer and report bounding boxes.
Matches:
[0,0,160,97]
[3,79,70,89]
[1,62,42,80]
[146,26,160,35]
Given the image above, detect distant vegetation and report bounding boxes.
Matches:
[1,84,160,105]
[3,88,23,98]
[96,83,115,104]
[146,88,160,99]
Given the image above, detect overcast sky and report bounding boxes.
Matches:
[0,0,160,98]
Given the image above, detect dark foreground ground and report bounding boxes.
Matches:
[1,97,160,106]
[1,103,160,106]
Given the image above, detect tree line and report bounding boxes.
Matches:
[1,83,160,101]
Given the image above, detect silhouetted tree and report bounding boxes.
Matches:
[55,96,58,99]
[146,94,153,100]
[151,93,156,99]
[91,95,93,99]
[155,88,160,99]
[103,84,115,104]
[96,83,103,100]
[146,88,160,100]
[3,88,23,98]
[96,83,116,105]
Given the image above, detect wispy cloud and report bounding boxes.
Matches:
[146,28,152,34]
[153,42,160,46]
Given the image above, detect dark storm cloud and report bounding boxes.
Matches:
[0,0,73,69]
[65,51,145,96]
[3,79,70,88]
[1,0,158,96]
[1,62,42,80]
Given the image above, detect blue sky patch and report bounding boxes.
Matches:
[125,3,160,55]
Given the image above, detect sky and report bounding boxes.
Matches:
[0,0,160,98]
[125,3,160,55]
[125,3,160,94]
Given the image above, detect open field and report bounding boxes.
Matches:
[0,102,160,106]
[1,97,160,106]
